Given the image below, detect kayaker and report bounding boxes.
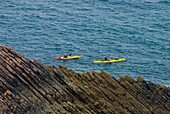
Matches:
[64,53,68,58]
[104,56,109,60]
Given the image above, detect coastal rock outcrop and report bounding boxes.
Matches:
[0,45,170,114]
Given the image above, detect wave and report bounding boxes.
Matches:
[158,0,170,4]
[143,0,169,3]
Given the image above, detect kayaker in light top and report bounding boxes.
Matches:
[64,53,68,58]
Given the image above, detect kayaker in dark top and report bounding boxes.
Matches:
[104,57,109,60]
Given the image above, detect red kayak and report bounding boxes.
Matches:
[54,55,82,60]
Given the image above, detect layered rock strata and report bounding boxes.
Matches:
[0,45,170,114]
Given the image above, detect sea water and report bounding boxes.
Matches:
[0,0,169,86]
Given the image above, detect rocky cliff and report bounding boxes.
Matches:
[0,45,170,114]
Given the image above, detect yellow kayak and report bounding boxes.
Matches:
[54,55,81,60]
[94,58,126,64]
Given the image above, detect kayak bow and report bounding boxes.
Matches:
[94,58,126,64]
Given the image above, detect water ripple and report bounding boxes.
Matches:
[0,0,169,86]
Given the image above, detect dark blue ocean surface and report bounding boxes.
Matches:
[0,0,169,86]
